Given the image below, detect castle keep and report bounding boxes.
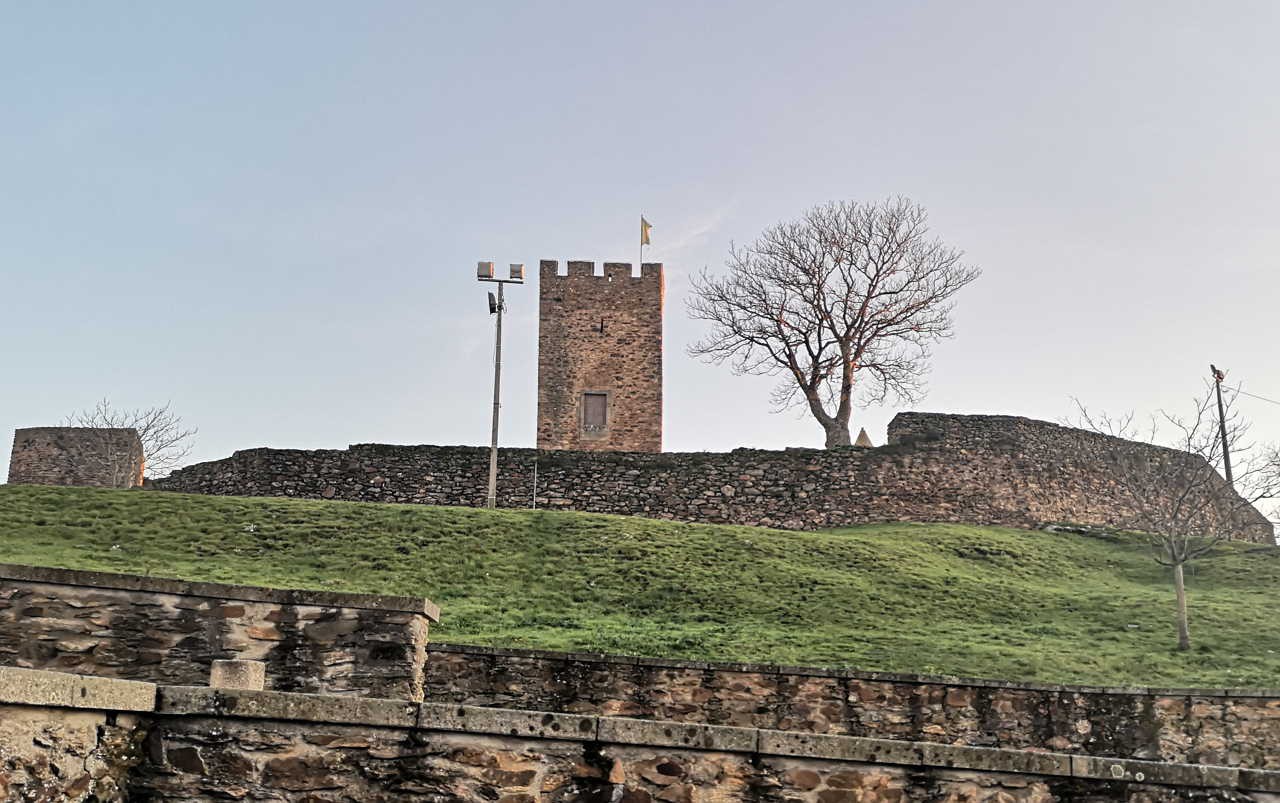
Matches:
[536,260,663,452]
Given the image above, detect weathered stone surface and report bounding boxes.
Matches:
[0,563,435,700]
[2,667,1279,800]
[537,260,664,453]
[0,703,145,802]
[598,716,758,752]
[425,644,1280,771]
[156,412,1275,541]
[159,686,418,728]
[0,665,155,711]
[7,426,144,487]
[418,702,598,741]
[125,711,1280,800]
[210,658,265,690]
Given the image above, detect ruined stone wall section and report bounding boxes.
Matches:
[537,260,663,452]
[0,563,438,701]
[157,412,1275,543]
[8,427,144,488]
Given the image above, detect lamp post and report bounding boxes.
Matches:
[477,262,524,508]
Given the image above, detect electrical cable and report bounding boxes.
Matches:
[1237,388,1280,407]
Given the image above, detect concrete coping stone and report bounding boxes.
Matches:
[418,703,598,742]
[598,716,758,753]
[0,666,155,712]
[158,686,417,728]
[0,562,440,620]
[151,685,1280,793]
[427,642,1280,699]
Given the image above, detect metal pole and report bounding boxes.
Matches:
[1211,364,1233,488]
[487,282,504,508]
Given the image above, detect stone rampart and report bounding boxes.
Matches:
[424,643,1280,771]
[3,666,1279,801]
[156,412,1274,542]
[0,563,439,701]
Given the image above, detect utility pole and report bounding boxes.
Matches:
[1210,363,1234,487]
[477,262,525,508]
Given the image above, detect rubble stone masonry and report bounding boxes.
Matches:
[2,667,1279,801]
[424,643,1280,771]
[0,563,439,701]
[157,412,1275,543]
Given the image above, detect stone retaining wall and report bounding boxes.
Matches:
[156,412,1275,542]
[0,563,439,701]
[3,667,1279,801]
[424,643,1280,771]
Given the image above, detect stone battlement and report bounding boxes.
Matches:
[540,259,664,282]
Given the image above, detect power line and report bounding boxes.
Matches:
[1237,388,1280,407]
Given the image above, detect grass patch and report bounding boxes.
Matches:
[1,484,1278,687]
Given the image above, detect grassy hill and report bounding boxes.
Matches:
[1,484,1278,688]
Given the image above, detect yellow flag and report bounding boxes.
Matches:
[641,216,653,246]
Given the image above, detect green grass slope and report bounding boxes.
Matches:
[1,484,1278,687]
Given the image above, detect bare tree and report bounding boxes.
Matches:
[65,399,197,482]
[1068,389,1278,651]
[688,197,981,448]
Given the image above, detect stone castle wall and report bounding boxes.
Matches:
[537,260,663,452]
[3,666,1278,801]
[424,643,1280,771]
[8,426,145,488]
[0,563,439,701]
[157,412,1274,542]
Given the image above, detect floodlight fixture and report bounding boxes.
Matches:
[477,261,524,284]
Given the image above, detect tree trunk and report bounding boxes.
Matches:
[1173,563,1191,651]
[823,421,852,448]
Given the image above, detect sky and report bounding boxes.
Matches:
[3,1,1280,487]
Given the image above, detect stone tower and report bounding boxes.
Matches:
[8,427,145,487]
[537,260,663,452]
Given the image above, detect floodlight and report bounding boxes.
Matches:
[509,263,525,281]
[488,292,498,314]
[477,261,495,280]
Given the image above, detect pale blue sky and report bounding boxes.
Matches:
[3,1,1280,482]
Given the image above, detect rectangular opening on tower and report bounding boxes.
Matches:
[582,392,608,432]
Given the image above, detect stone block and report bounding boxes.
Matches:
[158,686,417,728]
[417,702,597,741]
[597,716,757,752]
[0,666,155,712]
